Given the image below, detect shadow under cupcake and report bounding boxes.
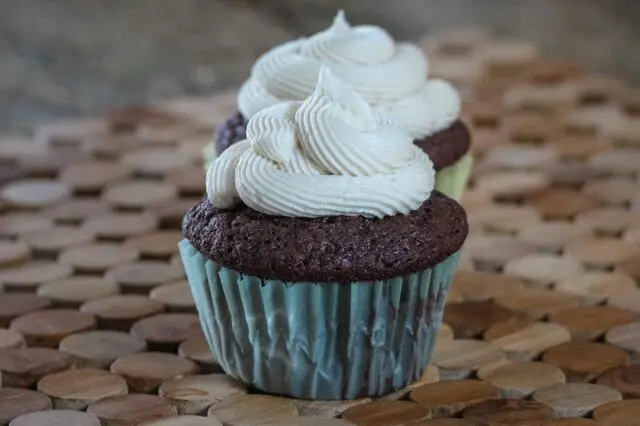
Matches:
[211,10,472,202]
[183,68,468,400]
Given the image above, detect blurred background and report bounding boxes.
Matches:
[1,0,639,134]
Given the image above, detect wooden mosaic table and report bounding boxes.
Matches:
[1,27,640,425]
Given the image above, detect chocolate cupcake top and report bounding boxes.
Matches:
[237,11,461,140]
[191,68,468,282]
[183,192,467,282]
[208,67,435,219]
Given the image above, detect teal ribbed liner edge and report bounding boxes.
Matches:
[179,239,461,400]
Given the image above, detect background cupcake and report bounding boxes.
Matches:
[184,68,468,400]
[210,11,472,201]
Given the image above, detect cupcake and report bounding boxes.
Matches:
[212,10,472,201]
[183,68,468,400]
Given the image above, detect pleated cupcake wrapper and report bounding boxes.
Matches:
[179,239,461,400]
[434,153,473,202]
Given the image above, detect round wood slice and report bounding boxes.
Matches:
[575,208,636,235]
[468,205,541,235]
[624,227,640,244]
[342,400,430,425]
[483,39,538,77]
[589,149,640,176]
[148,198,200,230]
[208,394,299,426]
[548,306,636,340]
[0,241,29,267]
[41,199,111,224]
[59,243,139,274]
[103,181,177,210]
[443,300,514,338]
[596,364,640,398]
[10,309,96,347]
[462,398,552,424]
[124,231,182,259]
[139,416,222,426]
[592,399,640,426]
[504,254,584,287]
[83,212,158,240]
[59,330,147,368]
[527,420,597,426]
[87,394,177,426]
[432,339,505,380]
[1,180,70,209]
[0,388,52,426]
[477,361,565,398]
[22,226,95,257]
[178,333,221,374]
[110,352,198,393]
[122,148,191,177]
[463,234,538,271]
[476,171,549,199]
[493,287,581,320]
[450,270,524,302]
[0,329,24,350]
[605,289,640,315]
[437,323,454,343]
[532,383,621,418]
[409,379,499,418]
[378,364,441,401]
[59,161,131,194]
[150,281,194,312]
[483,145,556,171]
[80,295,164,331]
[105,261,184,293]
[130,313,200,351]
[556,271,636,304]
[584,177,639,206]
[414,420,477,426]
[552,134,613,161]
[159,374,247,415]
[488,322,571,361]
[0,261,72,292]
[517,221,592,253]
[37,276,119,308]
[617,255,640,282]
[9,410,101,426]
[542,341,630,382]
[37,368,128,410]
[483,316,534,341]
[0,214,52,238]
[0,294,51,328]
[293,398,371,419]
[165,168,206,196]
[0,347,74,388]
[529,188,601,220]
[565,237,640,269]
[605,322,640,361]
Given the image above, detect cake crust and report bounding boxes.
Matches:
[182,191,468,283]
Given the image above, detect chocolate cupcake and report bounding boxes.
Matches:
[183,68,468,400]
[210,10,472,201]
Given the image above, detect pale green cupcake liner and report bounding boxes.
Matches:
[434,153,473,202]
[179,239,462,400]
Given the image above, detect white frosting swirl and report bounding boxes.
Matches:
[237,11,461,139]
[208,67,435,219]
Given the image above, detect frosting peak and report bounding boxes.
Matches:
[209,68,435,219]
[237,11,461,139]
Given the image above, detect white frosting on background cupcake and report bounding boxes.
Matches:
[238,11,461,139]
[208,67,435,219]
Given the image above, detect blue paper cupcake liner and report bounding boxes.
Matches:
[179,239,461,400]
